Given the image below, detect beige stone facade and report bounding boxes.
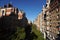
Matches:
[45,0,60,40]
[34,0,60,40]
[34,14,40,30]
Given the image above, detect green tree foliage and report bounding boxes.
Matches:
[32,24,45,40]
[9,27,25,40]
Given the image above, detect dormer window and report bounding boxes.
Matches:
[2,10,5,16]
[2,10,4,14]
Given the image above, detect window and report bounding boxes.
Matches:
[44,14,46,20]
[57,15,59,19]
[2,10,5,16]
[50,20,51,21]
[47,22,49,25]
[2,10,4,14]
[56,8,59,13]
[16,8,18,13]
[58,22,60,24]
[50,25,51,27]
[57,14,60,19]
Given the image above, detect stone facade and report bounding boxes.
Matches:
[44,0,60,40]
[34,0,60,40]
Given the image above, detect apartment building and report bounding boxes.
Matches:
[34,0,60,40]
[45,0,60,40]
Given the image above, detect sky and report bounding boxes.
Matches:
[0,0,46,21]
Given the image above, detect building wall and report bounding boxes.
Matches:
[34,0,60,39]
[39,13,43,32]
[0,7,15,16]
[45,0,60,40]
[0,4,24,20]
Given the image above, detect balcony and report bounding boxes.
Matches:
[50,0,59,12]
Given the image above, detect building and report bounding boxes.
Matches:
[45,0,60,40]
[33,11,47,39]
[42,5,47,39]
[0,3,24,20]
[39,12,43,32]
[34,14,40,30]
[34,0,60,40]
[0,3,17,16]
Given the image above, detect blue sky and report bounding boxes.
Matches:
[0,0,46,21]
